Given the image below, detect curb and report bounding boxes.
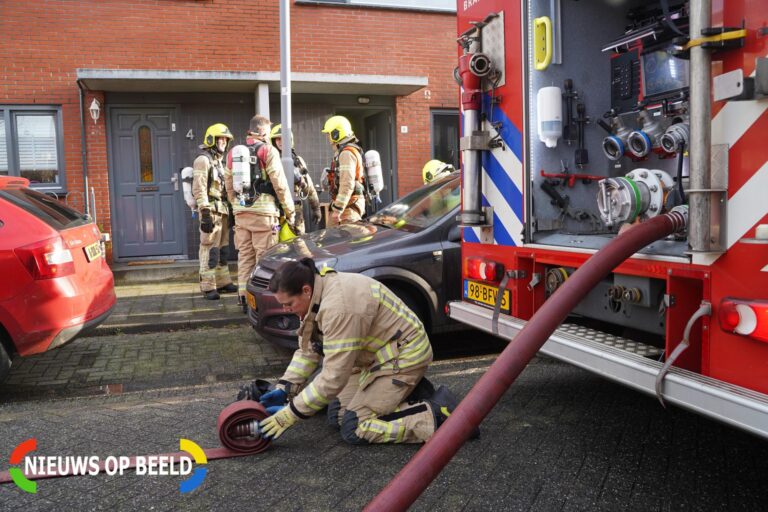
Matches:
[89,315,249,337]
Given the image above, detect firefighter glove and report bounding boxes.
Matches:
[259,388,288,409]
[259,405,299,440]
[266,405,286,415]
[312,209,322,225]
[200,209,214,234]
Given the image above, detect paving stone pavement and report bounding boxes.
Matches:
[1,355,767,511]
[96,281,245,335]
[0,325,292,400]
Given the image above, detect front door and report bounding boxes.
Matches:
[109,107,184,258]
[364,110,395,207]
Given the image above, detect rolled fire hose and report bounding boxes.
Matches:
[365,209,688,512]
[0,400,270,484]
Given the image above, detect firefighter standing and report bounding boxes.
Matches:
[422,159,456,184]
[225,115,295,312]
[192,123,237,300]
[258,258,469,444]
[321,116,367,225]
[270,124,321,234]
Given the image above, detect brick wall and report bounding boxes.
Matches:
[0,0,458,255]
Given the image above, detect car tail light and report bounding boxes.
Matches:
[465,257,504,283]
[15,236,75,280]
[718,298,768,343]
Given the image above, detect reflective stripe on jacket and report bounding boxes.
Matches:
[278,272,433,419]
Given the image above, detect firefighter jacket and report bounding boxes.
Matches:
[225,143,294,219]
[331,141,366,217]
[277,271,433,420]
[192,151,229,214]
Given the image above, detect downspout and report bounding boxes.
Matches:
[687,0,713,252]
[76,79,91,218]
[365,207,689,512]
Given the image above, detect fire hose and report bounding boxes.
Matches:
[365,208,688,511]
[0,400,270,484]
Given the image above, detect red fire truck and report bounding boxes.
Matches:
[449,0,768,438]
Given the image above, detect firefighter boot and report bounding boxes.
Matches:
[204,290,220,300]
[217,283,238,294]
[428,385,480,439]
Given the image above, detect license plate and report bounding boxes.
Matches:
[463,280,510,314]
[246,292,257,310]
[84,242,102,262]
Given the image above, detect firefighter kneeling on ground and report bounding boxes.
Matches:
[257,258,478,444]
[225,115,295,312]
[193,123,237,300]
[322,115,367,225]
[422,159,456,185]
[270,124,321,234]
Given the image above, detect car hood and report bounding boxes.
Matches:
[258,222,411,271]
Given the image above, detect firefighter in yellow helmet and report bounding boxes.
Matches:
[322,116,367,225]
[224,115,295,312]
[258,258,477,444]
[192,123,236,300]
[422,159,456,184]
[270,124,321,234]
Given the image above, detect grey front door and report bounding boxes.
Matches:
[364,110,395,207]
[109,108,184,258]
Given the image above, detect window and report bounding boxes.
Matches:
[0,106,65,190]
[431,110,460,170]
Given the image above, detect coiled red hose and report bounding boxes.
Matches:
[365,211,687,511]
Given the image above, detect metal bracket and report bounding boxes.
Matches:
[506,270,527,280]
[663,294,676,308]
[527,273,542,291]
[460,130,492,151]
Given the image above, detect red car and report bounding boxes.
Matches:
[0,176,116,382]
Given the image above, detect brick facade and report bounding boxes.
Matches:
[1,0,458,260]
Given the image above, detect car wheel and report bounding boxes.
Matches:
[386,284,429,332]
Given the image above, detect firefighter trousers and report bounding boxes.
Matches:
[198,212,233,292]
[327,366,436,444]
[233,212,278,298]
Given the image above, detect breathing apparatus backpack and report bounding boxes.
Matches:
[329,140,380,210]
[228,141,276,206]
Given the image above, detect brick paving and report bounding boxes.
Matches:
[0,325,292,400]
[96,281,245,335]
[1,355,767,511]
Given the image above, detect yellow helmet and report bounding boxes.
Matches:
[203,123,234,149]
[422,160,455,184]
[270,124,282,141]
[321,115,353,143]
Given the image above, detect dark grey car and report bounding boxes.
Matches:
[245,174,462,348]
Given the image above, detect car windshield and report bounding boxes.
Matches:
[369,176,460,233]
[0,188,89,230]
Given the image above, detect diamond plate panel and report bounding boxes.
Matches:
[481,11,506,90]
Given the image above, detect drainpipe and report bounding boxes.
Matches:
[688,0,713,252]
[76,79,91,218]
[365,207,689,512]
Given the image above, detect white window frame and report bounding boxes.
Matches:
[0,105,66,192]
[295,0,455,13]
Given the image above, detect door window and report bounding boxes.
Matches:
[431,110,460,170]
[138,126,154,183]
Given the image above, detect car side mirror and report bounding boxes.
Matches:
[447,223,461,243]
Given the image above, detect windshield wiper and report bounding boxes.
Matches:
[368,220,393,229]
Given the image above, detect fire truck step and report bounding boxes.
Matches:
[559,323,663,358]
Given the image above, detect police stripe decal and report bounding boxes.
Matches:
[464,93,525,246]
